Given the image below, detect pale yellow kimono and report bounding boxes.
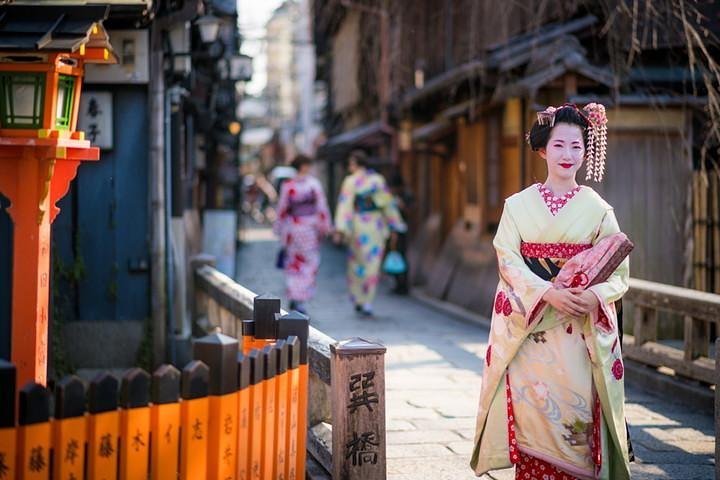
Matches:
[471,185,631,480]
[334,169,406,306]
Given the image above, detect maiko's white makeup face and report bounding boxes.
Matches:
[538,123,585,181]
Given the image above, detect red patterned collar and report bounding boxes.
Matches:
[536,183,582,216]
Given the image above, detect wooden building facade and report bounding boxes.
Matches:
[313,0,720,319]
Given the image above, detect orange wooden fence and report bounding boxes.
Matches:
[0,309,308,480]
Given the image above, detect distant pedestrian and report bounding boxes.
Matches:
[387,171,412,294]
[333,150,406,316]
[273,154,331,314]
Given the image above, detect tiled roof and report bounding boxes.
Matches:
[0,5,110,52]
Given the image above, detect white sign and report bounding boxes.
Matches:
[78,92,113,150]
[84,30,149,84]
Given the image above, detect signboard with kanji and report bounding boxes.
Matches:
[330,338,387,479]
[78,92,113,150]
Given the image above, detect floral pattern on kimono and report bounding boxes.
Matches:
[471,184,631,480]
[273,175,331,302]
[333,169,406,306]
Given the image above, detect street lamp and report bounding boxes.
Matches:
[0,50,113,133]
[0,66,85,131]
[0,72,44,128]
[196,14,221,44]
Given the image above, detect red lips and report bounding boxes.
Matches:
[559,163,574,169]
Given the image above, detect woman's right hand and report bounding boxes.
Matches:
[542,288,587,317]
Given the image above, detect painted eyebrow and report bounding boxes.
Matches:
[551,139,583,144]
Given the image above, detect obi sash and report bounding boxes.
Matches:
[354,191,379,212]
[520,242,592,282]
[288,191,317,216]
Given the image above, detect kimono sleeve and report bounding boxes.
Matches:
[376,177,407,233]
[334,176,355,236]
[589,209,630,304]
[493,201,553,324]
[314,179,332,234]
[273,180,291,241]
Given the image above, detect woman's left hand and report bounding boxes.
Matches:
[389,231,399,250]
[569,287,600,313]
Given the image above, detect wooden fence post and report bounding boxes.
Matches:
[241,320,256,354]
[120,368,151,480]
[632,305,657,345]
[277,312,309,480]
[87,372,120,480]
[273,340,290,478]
[254,294,281,341]
[330,338,387,480]
[193,333,239,480]
[0,360,16,480]
[180,360,209,480]
[53,375,86,480]
[248,349,264,479]
[285,336,301,480]
[236,352,252,480]
[150,364,181,480]
[18,382,51,480]
[684,316,709,360]
[261,345,278,479]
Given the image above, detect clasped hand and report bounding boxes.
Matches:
[542,287,599,317]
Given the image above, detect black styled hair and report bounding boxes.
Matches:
[527,105,590,151]
[291,154,313,170]
[348,149,369,168]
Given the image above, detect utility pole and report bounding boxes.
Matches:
[149,34,167,367]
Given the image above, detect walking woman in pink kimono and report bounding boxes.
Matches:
[471,104,632,479]
[273,155,331,314]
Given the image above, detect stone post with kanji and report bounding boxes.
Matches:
[330,338,386,480]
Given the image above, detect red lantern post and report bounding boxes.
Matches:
[0,6,117,389]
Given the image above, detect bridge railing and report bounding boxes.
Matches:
[620,278,720,478]
[192,262,388,479]
[623,277,720,385]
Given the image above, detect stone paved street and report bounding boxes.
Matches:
[236,226,714,480]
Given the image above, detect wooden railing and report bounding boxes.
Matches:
[193,263,388,479]
[623,277,720,385]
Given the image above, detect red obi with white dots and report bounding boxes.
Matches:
[520,242,592,259]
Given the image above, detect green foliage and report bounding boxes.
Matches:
[51,244,86,379]
[135,316,153,372]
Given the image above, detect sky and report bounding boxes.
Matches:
[238,0,285,96]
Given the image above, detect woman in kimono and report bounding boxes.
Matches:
[470,104,632,479]
[333,150,406,316]
[273,154,331,314]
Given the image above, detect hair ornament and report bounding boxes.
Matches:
[582,103,608,182]
[536,106,558,126]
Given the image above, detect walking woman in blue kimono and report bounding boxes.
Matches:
[333,150,406,316]
[273,154,331,314]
